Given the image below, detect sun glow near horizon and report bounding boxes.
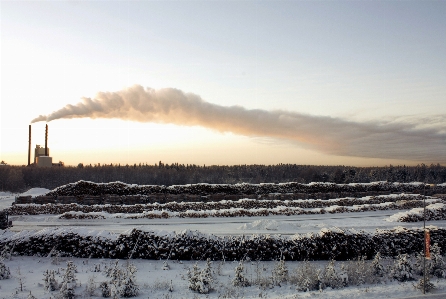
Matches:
[1,1,446,167]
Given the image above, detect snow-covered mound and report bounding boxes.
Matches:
[9,194,437,216]
[387,203,446,222]
[238,219,297,231]
[44,180,444,197]
[20,188,51,198]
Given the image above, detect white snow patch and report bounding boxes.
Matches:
[238,219,297,231]
[20,188,51,197]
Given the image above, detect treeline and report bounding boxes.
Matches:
[1,162,445,193]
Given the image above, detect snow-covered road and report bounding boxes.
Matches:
[8,210,446,236]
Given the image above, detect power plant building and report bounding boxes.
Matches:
[29,124,59,168]
[36,155,53,167]
[34,145,49,164]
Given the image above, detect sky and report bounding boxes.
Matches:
[1,1,446,167]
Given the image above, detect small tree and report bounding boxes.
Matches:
[15,267,26,292]
[293,261,320,292]
[414,251,432,276]
[188,260,213,294]
[414,276,436,293]
[105,260,124,298]
[105,261,123,287]
[198,258,214,294]
[430,243,446,278]
[232,261,250,287]
[59,261,77,299]
[321,260,343,289]
[84,275,96,297]
[0,258,11,280]
[120,263,139,297]
[100,281,111,298]
[273,259,288,285]
[26,291,37,299]
[390,254,414,282]
[342,256,370,286]
[371,252,385,278]
[43,269,58,291]
[188,262,201,292]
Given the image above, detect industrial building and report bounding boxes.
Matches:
[34,145,50,164]
[28,124,63,168]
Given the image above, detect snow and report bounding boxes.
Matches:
[238,219,298,231]
[20,188,51,197]
[1,186,446,298]
[0,256,445,298]
[387,203,446,222]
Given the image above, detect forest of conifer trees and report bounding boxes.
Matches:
[0,162,445,192]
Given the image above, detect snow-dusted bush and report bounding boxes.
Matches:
[162,261,170,270]
[188,262,201,292]
[1,227,446,262]
[429,243,446,278]
[371,252,386,278]
[390,254,415,282]
[414,251,433,276]
[292,261,320,292]
[43,269,58,291]
[414,276,436,293]
[273,259,288,285]
[100,281,111,297]
[120,263,139,297]
[26,291,37,299]
[232,261,250,287]
[321,260,343,289]
[199,259,214,294]
[341,256,372,286]
[83,275,97,297]
[104,260,139,297]
[105,261,124,287]
[188,260,214,294]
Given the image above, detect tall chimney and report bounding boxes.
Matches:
[45,124,48,156]
[28,125,31,166]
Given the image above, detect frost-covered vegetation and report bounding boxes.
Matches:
[43,180,446,197]
[1,227,445,261]
[0,251,445,298]
[10,193,440,216]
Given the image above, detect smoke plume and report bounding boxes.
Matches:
[32,85,446,162]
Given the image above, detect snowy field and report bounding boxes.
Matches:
[1,188,446,298]
[1,256,446,299]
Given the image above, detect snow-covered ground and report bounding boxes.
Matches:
[6,210,446,236]
[0,188,50,210]
[0,256,445,299]
[1,188,446,298]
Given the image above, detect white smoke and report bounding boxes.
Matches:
[32,85,446,162]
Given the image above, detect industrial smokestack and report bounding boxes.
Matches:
[45,124,48,156]
[28,125,31,166]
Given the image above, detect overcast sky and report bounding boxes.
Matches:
[1,1,446,166]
